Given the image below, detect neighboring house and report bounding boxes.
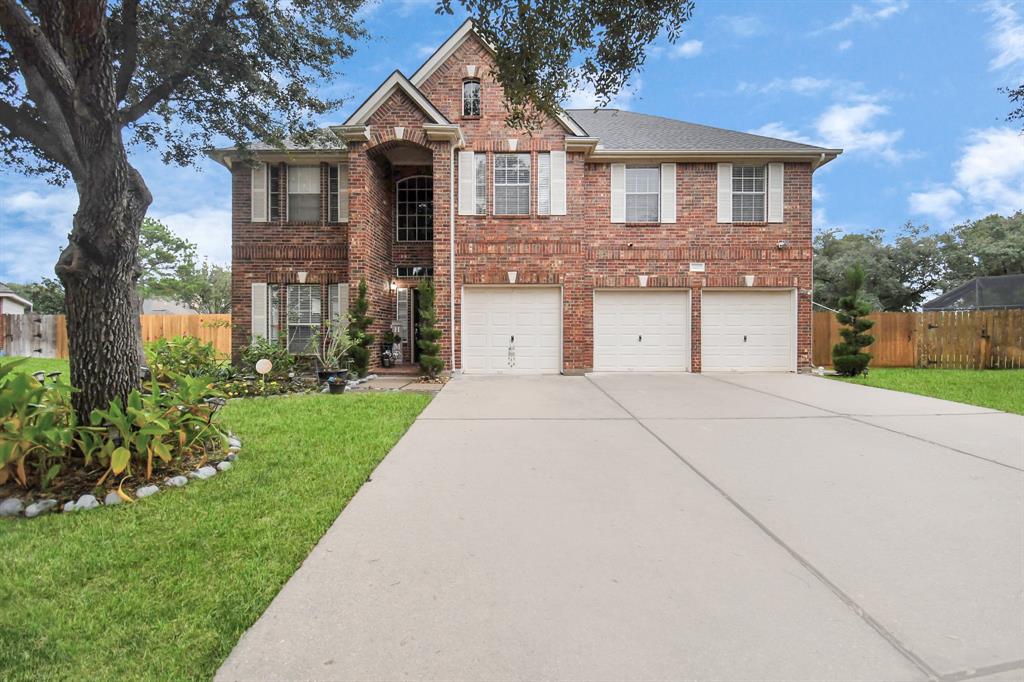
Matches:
[210,20,841,373]
[0,285,32,315]
[923,274,1024,311]
[142,298,198,315]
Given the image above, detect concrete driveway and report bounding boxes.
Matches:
[217,373,1024,682]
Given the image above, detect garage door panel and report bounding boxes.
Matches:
[462,288,561,373]
[594,290,690,372]
[701,290,795,372]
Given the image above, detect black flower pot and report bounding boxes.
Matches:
[318,369,349,393]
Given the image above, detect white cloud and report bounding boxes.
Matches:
[908,187,964,222]
[413,43,436,59]
[984,1,1024,72]
[908,127,1024,222]
[737,76,834,96]
[149,205,232,267]
[747,122,821,146]
[814,101,904,162]
[722,15,764,37]
[813,0,908,34]
[564,79,642,110]
[0,189,77,281]
[837,39,854,51]
[671,40,703,58]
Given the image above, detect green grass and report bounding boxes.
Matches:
[0,389,431,681]
[1,356,69,378]
[833,368,1024,415]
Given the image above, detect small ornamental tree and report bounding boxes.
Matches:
[832,264,875,376]
[347,278,374,377]
[416,279,444,379]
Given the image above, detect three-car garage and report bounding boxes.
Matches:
[461,286,798,374]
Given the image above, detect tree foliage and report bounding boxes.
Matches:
[438,0,695,129]
[4,277,65,313]
[416,278,444,378]
[138,218,231,313]
[831,265,875,377]
[814,212,1024,311]
[1003,83,1024,132]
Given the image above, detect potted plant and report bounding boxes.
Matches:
[308,321,356,393]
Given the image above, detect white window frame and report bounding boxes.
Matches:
[287,165,321,223]
[395,175,434,242]
[462,80,481,117]
[286,284,322,354]
[624,165,661,223]
[537,152,551,215]
[493,153,531,216]
[732,164,767,222]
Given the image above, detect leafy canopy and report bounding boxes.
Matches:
[4,277,65,314]
[138,218,231,313]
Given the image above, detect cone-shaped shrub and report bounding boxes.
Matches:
[347,278,374,377]
[416,279,445,378]
[832,264,875,376]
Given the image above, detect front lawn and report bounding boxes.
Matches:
[0,390,430,681]
[833,368,1024,415]
[1,356,68,378]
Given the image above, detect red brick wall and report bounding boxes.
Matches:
[227,32,815,373]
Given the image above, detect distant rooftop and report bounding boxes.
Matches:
[923,274,1024,311]
[566,108,831,152]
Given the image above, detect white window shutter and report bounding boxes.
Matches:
[537,153,551,215]
[338,164,349,223]
[551,150,567,215]
[251,283,268,339]
[610,163,626,223]
[660,163,676,223]
[768,162,784,223]
[251,163,267,222]
[396,288,409,339]
[458,150,476,215]
[716,163,733,223]
[330,283,350,329]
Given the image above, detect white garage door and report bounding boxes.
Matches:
[701,290,795,371]
[594,290,690,371]
[462,287,561,373]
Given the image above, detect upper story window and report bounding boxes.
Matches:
[462,80,481,117]
[287,165,321,222]
[625,166,660,222]
[732,164,766,222]
[396,175,433,241]
[494,153,530,215]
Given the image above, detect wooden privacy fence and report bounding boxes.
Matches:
[0,313,232,359]
[813,309,1024,369]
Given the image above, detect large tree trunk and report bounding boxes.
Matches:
[56,144,151,420]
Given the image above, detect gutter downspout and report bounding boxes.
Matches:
[449,143,456,371]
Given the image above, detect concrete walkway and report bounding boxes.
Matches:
[217,373,1024,682]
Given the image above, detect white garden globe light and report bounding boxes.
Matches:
[255,359,273,375]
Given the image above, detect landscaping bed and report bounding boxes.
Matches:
[0,389,430,681]
[832,368,1024,415]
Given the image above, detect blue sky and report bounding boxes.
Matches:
[2,0,1022,283]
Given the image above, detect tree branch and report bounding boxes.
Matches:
[0,98,69,164]
[114,0,138,102]
[117,0,232,125]
[0,0,76,111]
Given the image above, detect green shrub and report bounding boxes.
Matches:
[832,264,875,376]
[347,278,375,377]
[0,358,228,491]
[417,279,445,378]
[146,336,226,380]
[239,336,295,376]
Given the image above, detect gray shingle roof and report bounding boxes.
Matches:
[565,108,829,152]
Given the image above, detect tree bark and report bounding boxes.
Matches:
[56,141,151,420]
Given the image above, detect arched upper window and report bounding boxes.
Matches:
[462,80,481,117]
[396,176,433,242]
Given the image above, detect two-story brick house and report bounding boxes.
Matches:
[210,20,841,374]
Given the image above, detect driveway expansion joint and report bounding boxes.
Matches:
[586,374,944,682]
[703,375,1023,473]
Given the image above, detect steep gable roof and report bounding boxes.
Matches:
[344,71,449,126]
[566,109,838,154]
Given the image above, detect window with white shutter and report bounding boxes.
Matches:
[250,283,279,341]
[537,153,551,215]
[328,283,349,330]
[732,164,766,222]
[286,284,321,353]
[251,163,267,222]
[625,166,660,222]
[660,162,676,223]
[494,153,530,215]
[610,163,625,223]
[550,150,566,215]
[287,165,320,222]
[767,162,784,223]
